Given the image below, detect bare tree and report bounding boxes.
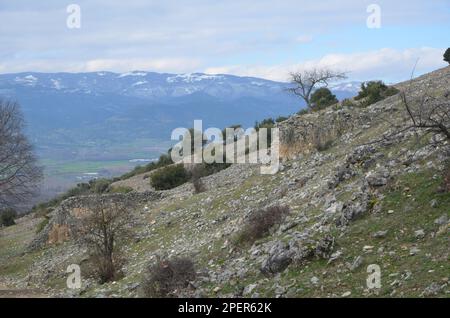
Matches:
[74,197,131,283]
[287,68,347,109]
[0,99,42,210]
[400,91,450,141]
[398,62,450,143]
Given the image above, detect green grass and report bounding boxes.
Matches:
[286,169,448,297]
[41,159,134,176]
[110,186,134,194]
[36,217,50,234]
[0,219,46,284]
[209,168,449,298]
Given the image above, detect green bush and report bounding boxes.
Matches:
[110,186,134,194]
[150,164,190,190]
[444,48,450,64]
[0,208,17,227]
[91,179,111,194]
[275,116,289,123]
[310,87,338,111]
[297,108,309,116]
[36,216,50,234]
[341,98,355,107]
[354,81,399,106]
[197,162,230,177]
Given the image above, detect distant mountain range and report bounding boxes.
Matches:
[0,71,361,162]
[0,71,362,203]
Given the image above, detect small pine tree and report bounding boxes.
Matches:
[150,164,190,190]
[444,48,450,65]
[354,81,398,106]
[0,208,17,227]
[310,87,338,111]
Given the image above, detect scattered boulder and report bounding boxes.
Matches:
[328,164,355,189]
[409,246,420,256]
[325,201,344,215]
[336,191,371,226]
[260,241,293,275]
[349,255,364,271]
[414,229,426,240]
[429,199,438,208]
[346,145,377,165]
[372,230,388,239]
[421,282,444,297]
[243,284,258,296]
[315,235,335,259]
[434,214,448,226]
[366,169,389,187]
[310,276,320,286]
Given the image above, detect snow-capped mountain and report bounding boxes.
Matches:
[0,71,291,101]
[0,71,360,100]
[328,81,362,93]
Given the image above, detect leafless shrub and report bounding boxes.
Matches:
[234,205,290,246]
[283,126,296,146]
[312,126,339,152]
[192,178,205,194]
[142,257,196,298]
[400,91,450,142]
[73,198,131,283]
[0,99,42,209]
[191,165,206,194]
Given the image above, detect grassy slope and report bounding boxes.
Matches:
[0,216,45,288]
[252,169,450,298]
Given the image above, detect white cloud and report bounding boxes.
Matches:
[0,58,202,74]
[0,1,448,79]
[204,47,447,82]
[84,58,202,73]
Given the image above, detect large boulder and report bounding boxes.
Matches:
[260,241,293,275]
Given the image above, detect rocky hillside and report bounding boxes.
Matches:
[0,67,449,298]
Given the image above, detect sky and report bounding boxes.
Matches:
[0,0,449,82]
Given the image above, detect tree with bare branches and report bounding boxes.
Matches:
[0,99,42,210]
[400,91,450,141]
[74,197,132,283]
[287,68,347,110]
